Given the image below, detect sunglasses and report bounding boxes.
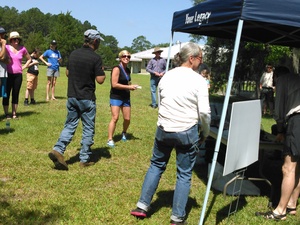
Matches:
[11,38,20,41]
[121,55,131,59]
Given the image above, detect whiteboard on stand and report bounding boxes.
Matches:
[223,100,262,176]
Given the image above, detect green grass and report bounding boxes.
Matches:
[0,66,299,225]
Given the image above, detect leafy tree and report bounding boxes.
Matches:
[154,43,170,48]
[25,32,45,53]
[131,35,152,53]
[47,12,83,65]
[0,6,22,32]
[97,45,117,69]
[101,35,119,56]
[19,8,49,37]
[122,46,133,53]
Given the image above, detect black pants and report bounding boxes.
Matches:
[2,73,23,105]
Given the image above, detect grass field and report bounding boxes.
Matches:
[0,66,299,225]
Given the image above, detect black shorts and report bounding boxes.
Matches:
[283,114,300,160]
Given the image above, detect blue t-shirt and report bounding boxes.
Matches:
[42,49,61,71]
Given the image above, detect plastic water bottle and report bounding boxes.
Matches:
[5,119,10,131]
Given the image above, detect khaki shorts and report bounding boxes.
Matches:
[27,73,38,90]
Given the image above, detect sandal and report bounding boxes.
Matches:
[287,207,297,215]
[263,211,286,220]
[12,115,19,120]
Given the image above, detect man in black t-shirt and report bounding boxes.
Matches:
[48,29,106,170]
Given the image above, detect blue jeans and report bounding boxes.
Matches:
[53,98,96,163]
[136,124,199,221]
[150,76,160,107]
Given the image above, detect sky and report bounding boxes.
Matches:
[2,0,195,48]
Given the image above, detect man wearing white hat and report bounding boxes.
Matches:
[146,47,166,108]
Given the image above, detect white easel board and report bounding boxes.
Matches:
[223,100,261,176]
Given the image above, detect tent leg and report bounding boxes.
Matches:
[198,19,244,225]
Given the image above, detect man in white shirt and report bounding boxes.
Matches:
[260,64,274,115]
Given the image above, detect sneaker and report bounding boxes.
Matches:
[121,132,127,142]
[130,208,147,218]
[170,220,187,225]
[24,100,29,106]
[30,99,36,105]
[107,140,115,148]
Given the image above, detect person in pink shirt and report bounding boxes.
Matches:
[3,31,31,119]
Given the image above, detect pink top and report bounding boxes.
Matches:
[5,45,28,74]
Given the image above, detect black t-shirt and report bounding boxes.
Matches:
[67,46,105,100]
[110,65,131,100]
[27,56,39,76]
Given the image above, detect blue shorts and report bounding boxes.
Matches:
[110,99,131,107]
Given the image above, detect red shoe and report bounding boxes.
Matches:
[130,208,147,218]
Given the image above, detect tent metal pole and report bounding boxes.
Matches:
[198,19,244,225]
[166,33,174,72]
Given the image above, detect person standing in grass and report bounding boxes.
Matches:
[39,40,62,101]
[257,66,300,221]
[107,50,139,148]
[260,64,275,115]
[3,31,31,119]
[0,27,8,99]
[130,42,211,225]
[48,29,105,170]
[146,47,166,109]
[24,48,41,106]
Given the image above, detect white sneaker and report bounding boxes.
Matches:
[107,140,115,148]
[121,132,127,142]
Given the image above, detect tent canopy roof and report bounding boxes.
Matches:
[172,0,300,47]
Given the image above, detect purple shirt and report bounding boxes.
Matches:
[146,57,166,75]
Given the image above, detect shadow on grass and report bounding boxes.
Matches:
[113,132,140,143]
[215,196,247,224]
[146,190,199,219]
[0,128,15,134]
[46,96,67,101]
[193,163,248,224]
[66,147,112,165]
[1,110,39,121]
[0,198,67,225]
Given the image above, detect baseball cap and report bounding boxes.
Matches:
[0,27,6,34]
[50,40,57,45]
[84,29,104,41]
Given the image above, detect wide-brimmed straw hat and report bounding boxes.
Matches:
[152,47,163,54]
[8,31,22,40]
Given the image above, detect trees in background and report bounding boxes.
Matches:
[0,6,167,68]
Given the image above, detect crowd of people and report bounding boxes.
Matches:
[1,25,299,224]
[0,27,63,119]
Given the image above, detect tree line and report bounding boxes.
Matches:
[1,4,297,94]
[0,6,169,68]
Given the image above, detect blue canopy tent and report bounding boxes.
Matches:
[167,0,300,224]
